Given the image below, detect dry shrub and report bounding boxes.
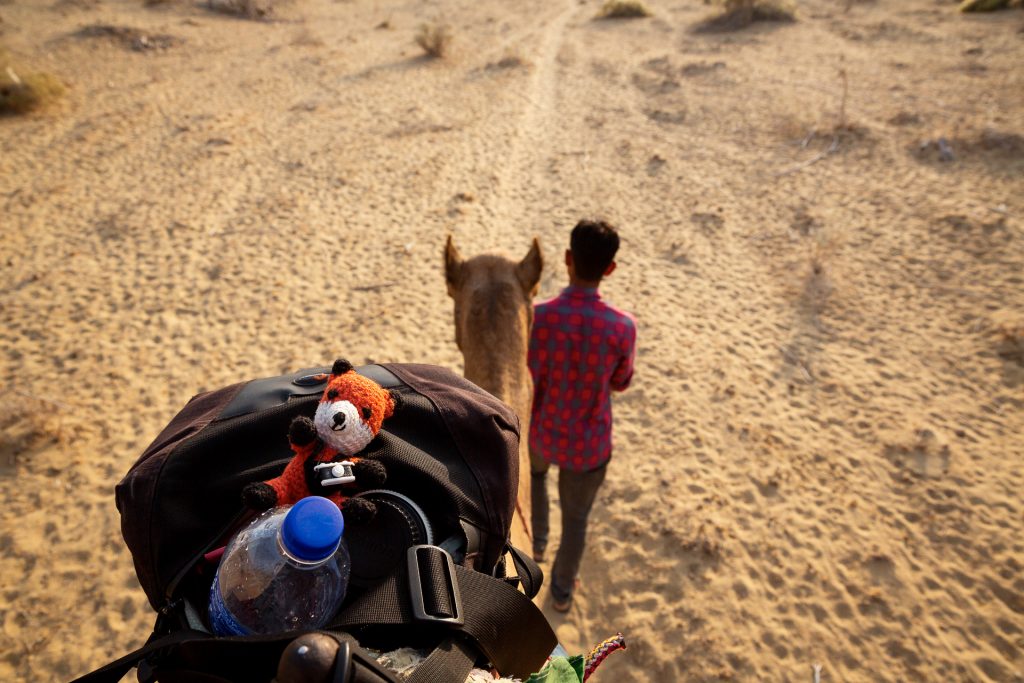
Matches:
[206,0,271,20]
[694,0,796,32]
[74,24,179,50]
[0,54,65,114]
[483,51,531,73]
[972,128,1024,156]
[415,22,451,58]
[959,0,1022,11]
[596,0,652,19]
[52,0,102,11]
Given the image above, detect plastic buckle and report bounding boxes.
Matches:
[406,545,464,627]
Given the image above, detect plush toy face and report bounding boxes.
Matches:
[313,362,395,456]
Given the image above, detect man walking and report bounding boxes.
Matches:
[528,219,637,612]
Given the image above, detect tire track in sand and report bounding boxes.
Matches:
[449,0,580,252]
[490,0,577,230]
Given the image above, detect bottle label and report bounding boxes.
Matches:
[208,574,253,637]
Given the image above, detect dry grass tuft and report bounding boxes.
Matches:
[74,23,180,50]
[694,0,796,32]
[596,0,652,19]
[484,52,531,72]
[206,0,271,20]
[51,0,103,11]
[0,53,65,114]
[415,22,451,58]
[959,0,1022,12]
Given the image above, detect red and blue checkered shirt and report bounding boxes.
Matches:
[528,286,637,472]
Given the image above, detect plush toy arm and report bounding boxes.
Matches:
[241,482,278,510]
[342,497,377,524]
[352,457,386,487]
[241,418,319,511]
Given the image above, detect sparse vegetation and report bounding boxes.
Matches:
[206,0,271,20]
[0,52,65,114]
[596,0,652,19]
[52,0,102,11]
[775,65,869,176]
[959,0,1022,11]
[415,22,451,59]
[74,24,179,50]
[694,0,796,32]
[484,53,530,72]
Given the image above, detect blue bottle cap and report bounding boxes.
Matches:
[281,497,344,562]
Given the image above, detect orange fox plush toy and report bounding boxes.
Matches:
[241,359,396,522]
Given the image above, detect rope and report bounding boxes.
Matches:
[583,633,626,681]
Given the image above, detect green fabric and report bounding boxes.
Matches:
[524,655,585,683]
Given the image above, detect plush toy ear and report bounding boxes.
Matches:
[332,358,354,376]
[386,389,401,418]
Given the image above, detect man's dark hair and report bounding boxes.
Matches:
[570,220,620,281]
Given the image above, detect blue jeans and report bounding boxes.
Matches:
[531,451,608,601]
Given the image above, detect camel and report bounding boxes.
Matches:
[444,235,543,553]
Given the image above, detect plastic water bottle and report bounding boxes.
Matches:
[209,496,351,636]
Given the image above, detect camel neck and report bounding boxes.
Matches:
[463,343,531,407]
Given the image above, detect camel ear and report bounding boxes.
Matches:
[444,235,463,296]
[331,358,353,376]
[516,237,543,296]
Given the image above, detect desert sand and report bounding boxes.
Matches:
[2,0,1023,680]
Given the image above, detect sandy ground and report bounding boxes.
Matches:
[2,0,1023,680]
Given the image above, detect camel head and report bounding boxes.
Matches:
[443,235,543,358]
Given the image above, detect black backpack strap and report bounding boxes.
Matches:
[405,636,477,683]
[70,628,209,683]
[332,545,556,680]
[505,544,544,599]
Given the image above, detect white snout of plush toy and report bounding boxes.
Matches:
[314,400,375,455]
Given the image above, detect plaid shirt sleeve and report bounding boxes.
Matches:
[609,317,636,391]
[527,312,545,390]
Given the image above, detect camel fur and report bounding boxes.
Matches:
[444,235,543,551]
